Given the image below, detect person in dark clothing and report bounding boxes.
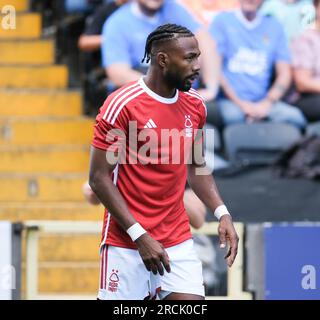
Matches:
[78,0,128,52]
[78,0,129,116]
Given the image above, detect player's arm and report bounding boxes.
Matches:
[89,146,136,229]
[89,146,170,275]
[187,135,239,267]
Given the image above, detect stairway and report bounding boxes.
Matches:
[0,0,102,298]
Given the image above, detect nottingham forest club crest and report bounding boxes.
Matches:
[185,115,193,137]
[108,269,119,293]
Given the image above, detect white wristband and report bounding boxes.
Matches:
[126,223,147,242]
[214,205,231,221]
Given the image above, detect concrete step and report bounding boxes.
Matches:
[38,263,99,294]
[0,40,54,64]
[21,263,100,294]
[0,202,102,220]
[0,13,41,39]
[0,65,67,88]
[37,234,101,262]
[0,174,93,202]
[0,145,90,173]
[20,220,103,295]
[0,0,28,11]
[20,231,101,264]
[0,117,94,145]
[0,90,82,117]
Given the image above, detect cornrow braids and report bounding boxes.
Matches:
[141,23,194,64]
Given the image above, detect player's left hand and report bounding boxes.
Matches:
[218,215,239,267]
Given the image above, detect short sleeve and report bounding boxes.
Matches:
[101,15,131,67]
[199,100,207,129]
[291,32,314,71]
[208,13,227,56]
[194,99,207,146]
[92,98,128,153]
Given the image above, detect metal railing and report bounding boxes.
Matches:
[24,220,252,300]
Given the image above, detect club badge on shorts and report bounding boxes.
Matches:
[108,269,120,293]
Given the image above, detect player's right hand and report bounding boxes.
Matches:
[135,233,171,276]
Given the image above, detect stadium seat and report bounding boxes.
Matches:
[202,124,229,171]
[306,121,320,137]
[223,122,301,166]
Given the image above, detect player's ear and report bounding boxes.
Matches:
[157,52,168,68]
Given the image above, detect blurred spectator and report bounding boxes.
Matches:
[101,0,220,102]
[65,0,111,13]
[65,0,92,13]
[83,182,207,229]
[291,0,320,122]
[78,0,128,52]
[83,181,102,205]
[30,0,62,27]
[178,0,239,26]
[260,0,315,42]
[209,0,306,129]
[78,0,128,115]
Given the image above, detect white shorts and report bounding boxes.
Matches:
[98,239,205,300]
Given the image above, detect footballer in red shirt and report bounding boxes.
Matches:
[89,23,238,300]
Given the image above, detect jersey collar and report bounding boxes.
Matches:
[235,9,263,30]
[139,77,179,104]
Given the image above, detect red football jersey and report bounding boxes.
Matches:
[92,78,207,249]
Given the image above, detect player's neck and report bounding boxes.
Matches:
[144,72,177,99]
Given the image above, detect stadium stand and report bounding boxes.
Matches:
[223,123,302,166]
[0,0,102,297]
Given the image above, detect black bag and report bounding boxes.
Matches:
[273,135,320,179]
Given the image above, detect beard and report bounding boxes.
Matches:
[164,70,193,92]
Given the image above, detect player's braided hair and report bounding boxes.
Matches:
[141,23,194,64]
